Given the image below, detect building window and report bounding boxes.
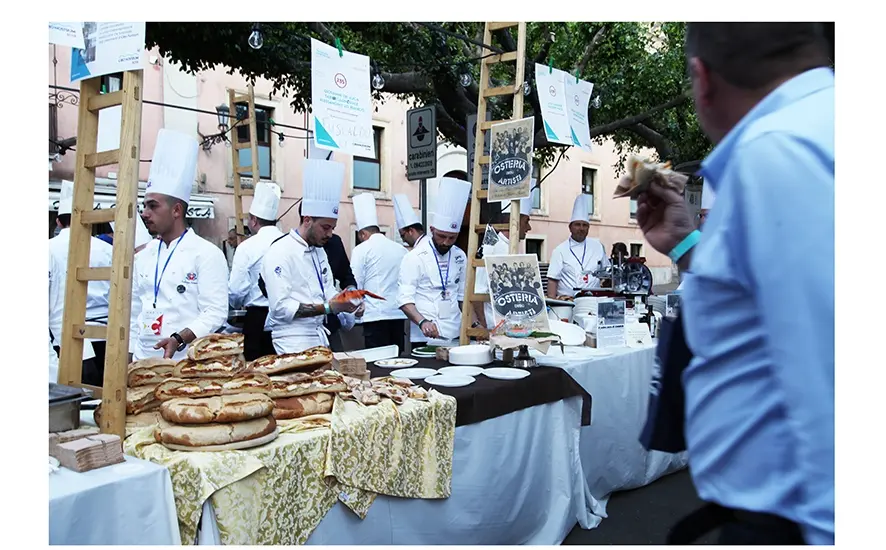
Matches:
[235,103,273,180]
[354,127,383,191]
[525,238,544,261]
[582,166,597,217]
[531,161,542,210]
[630,199,638,220]
[630,243,643,257]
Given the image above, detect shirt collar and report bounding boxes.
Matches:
[290,228,311,251]
[700,67,834,188]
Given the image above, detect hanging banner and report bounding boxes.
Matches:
[534,64,572,146]
[488,117,535,203]
[484,254,551,333]
[49,23,85,49]
[310,38,375,159]
[565,76,594,152]
[70,22,145,82]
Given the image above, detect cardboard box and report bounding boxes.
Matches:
[332,352,367,376]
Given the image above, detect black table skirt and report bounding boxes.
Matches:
[368,358,591,428]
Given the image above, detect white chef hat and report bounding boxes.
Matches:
[431,177,471,233]
[393,194,420,229]
[111,214,152,249]
[250,181,282,221]
[302,159,345,219]
[58,180,74,215]
[701,180,716,210]
[145,129,199,204]
[570,194,590,223]
[353,193,379,231]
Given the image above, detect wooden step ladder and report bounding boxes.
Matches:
[459,22,528,345]
[57,70,144,438]
[229,84,260,236]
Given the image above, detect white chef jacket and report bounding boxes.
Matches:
[48,229,114,353]
[228,225,284,309]
[397,236,466,342]
[547,237,610,297]
[474,231,510,329]
[351,233,407,323]
[261,229,354,353]
[129,229,229,361]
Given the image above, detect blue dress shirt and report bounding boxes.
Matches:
[682,68,834,545]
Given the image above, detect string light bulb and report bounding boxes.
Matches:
[371,72,385,90]
[523,82,532,96]
[278,133,285,148]
[460,72,473,87]
[591,95,602,109]
[248,24,263,50]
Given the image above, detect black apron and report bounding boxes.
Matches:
[242,307,275,361]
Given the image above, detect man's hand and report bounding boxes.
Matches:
[420,320,440,339]
[153,337,179,359]
[330,291,360,314]
[636,179,696,256]
[354,302,365,318]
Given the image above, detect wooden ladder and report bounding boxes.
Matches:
[459,22,528,345]
[229,83,260,236]
[57,70,144,438]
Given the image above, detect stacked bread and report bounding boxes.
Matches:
[151,334,279,452]
[248,347,344,419]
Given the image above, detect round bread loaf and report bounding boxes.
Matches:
[160,393,274,424]
[272,393,334,420]
[153,416,277,448]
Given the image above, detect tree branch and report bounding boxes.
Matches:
[434,103,467,149]
[628,123,674,161]
[575,24,608,75]
[589,91,690,138]
[378,71,432,94]
[308,22,336,43]
[534,23,552,64]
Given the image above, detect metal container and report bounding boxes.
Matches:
[49,383,93,433]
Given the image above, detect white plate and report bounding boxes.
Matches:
[374,358,419,368]
[49,456,60,475]
[425,374,476,387]
[483,367,531,380]
[389,367,438,380]
[439,365,485,377]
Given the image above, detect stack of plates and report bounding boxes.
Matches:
[573,297,600,317]
[411,346,438,358]
[448,344,493,366]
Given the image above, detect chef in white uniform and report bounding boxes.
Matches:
[129,130,229,360]
[351,193,408,349]
[48,180,114,384]
[229,181,284,360]
[111,214,153,255]
[261,159,360,353]
[393,193,426,249]
[473,194,533,329]
[398,177,471,345]
[546,194,610,299]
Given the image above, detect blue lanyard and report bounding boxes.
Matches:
[569,239,587,269]
[433,248,450,296]
[296,230,326,298]
[154,229,188,307]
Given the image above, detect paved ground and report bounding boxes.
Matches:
[562,469,719,545]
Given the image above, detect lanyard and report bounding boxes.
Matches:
[296,230,326,298]
[153,229,188,307]
[569,239,587,270]
[433,248,450,296]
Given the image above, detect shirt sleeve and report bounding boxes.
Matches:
[351,244,366,290]
[397,253,420,308]
[456,253,466,302]
[186,246,230,338]
[48,251,61,345]
[327,235,357,290]
[547,246,564,280]
[227,244,252,310]
[128,255,143,354]
[736,134,834,545]
[262,247,301,322]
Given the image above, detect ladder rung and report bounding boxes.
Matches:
[236,117,252,126]
[483,85,519,98]
[84,150,120,169]
[485,51,519,64]
[87,90,124,112]
[480,120,512,131]
[234,141,253,150]
[232,94,251,105]
[479,155,490,165]
[236,166,254,174]
[77,267,112,282]
[72,324,108,340]
[475,224,510,233]
[80,384,104,399]
[238,188,255,196]
[466,328,490,338]
[472,259,486,268]
[488,22,519,31]
[80,209,117,225]
[476,190,488,199]
[467,293,491,303]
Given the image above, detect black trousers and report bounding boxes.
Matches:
[362,319,406,350]
[53,341,106,387]
[668,503,806,545]
[243,307,276,361]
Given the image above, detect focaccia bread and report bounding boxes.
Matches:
[613,154,688,199]
[153,416,277,449]
[272,393,334,420]
[187,334,245,361]
[268,369,347,398]
[154,373,272,401]
[248,347,334,375]
[173,354,247,379]
[127,358,177,387]
[127,385,160,415]
[160,393,275,424]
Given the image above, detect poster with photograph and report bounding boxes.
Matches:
[488,117,535,203]
[49,23,85,49]
[534,64,572,146]
[666,294,682,318]
[484,254,550,333]
[565,76,594,152]
[70,22,145,83]
[596,300,626,349]
[310,38,375,159]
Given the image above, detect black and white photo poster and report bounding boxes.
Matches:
[484,254,550,333]
[596,300,626,348]
[488,117,535,203]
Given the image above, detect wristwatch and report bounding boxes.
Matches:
[418,319,429,329]
[170,332,186,352]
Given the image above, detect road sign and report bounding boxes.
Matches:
[466,113,491,188]
[406,106,437,181]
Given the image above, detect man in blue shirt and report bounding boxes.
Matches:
[636,23,834,544]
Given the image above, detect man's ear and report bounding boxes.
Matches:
[689,57,714,106]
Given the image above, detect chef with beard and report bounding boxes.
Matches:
[261,159,360,353]
[129,130,229,360]
[393,193,426,249]
[546,194,610,299]
[398,177,471,345]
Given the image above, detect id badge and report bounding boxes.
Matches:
[139,307,165,345]
[438,299,453,318]
[581,270,592,285]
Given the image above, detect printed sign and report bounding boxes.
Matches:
[597,300,627,349]
[565,76,594,152]
[70,22,145,82]
[310,38,375,159]
[484,254,550,333]
[466,113,491,189]
[49,23,85,49]
[534,64,572,146]
[488,117,535,203]
[406,106,437,181]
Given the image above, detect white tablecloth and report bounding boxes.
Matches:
[49,455,181,545]
[199,396,601,545]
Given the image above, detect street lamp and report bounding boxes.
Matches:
[216,103,230,131]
